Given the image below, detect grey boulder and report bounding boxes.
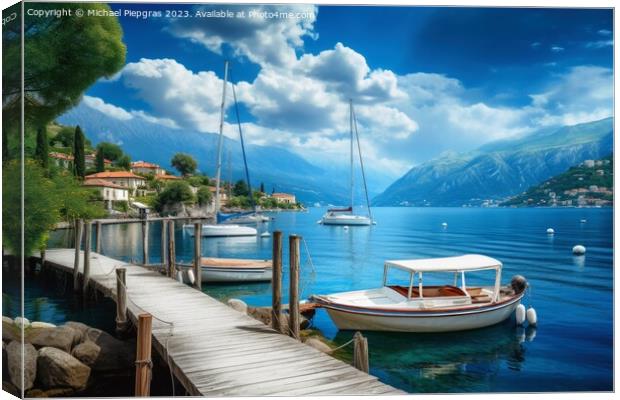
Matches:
[6,340,37,391]
[37,347,90,390]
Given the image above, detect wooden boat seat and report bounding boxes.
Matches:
[471,295,492,304]
[388,285,467,298]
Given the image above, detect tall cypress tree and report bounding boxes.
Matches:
[35,127,49,169]
[95,147,105,172]
[73,125,85,179]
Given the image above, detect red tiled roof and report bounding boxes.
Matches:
[83,179,128,190]
[272,193,294,198]
[49,152,73,161]
[85,171,146,180]
[155,174,180,180]
[131,161,161,169]
[85,154,112,164]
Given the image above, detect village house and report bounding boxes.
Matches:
[49,152,73,169]
[84,171,147,196]
[131,161,166,176]
[208,186,228,203]
[155,174,181,182]
[83,179,129,210]
[271,192,296,204]
[85,153,112,169]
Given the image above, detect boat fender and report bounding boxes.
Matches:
[510,275,528,294]
[261,232,271,237]
[572,245,586,255]
[546,228,554,234]
[177,270,184,283]
[515,304,526,325]
[526,307,537,326]
[187,269,195,285]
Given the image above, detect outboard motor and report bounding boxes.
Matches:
[511,275,528,294]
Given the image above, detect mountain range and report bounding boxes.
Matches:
[373,117,613,206]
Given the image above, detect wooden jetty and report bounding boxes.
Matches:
[43,248,404,396]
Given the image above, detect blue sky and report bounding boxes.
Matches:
[82,4,613,177]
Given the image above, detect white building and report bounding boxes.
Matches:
[85,171,147,196]
[83,179,129,210]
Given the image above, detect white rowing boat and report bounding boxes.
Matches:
[201,257,272,282]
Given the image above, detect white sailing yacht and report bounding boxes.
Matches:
[184,61,257,237]
[321,100,373,226]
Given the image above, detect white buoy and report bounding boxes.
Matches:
[580,219,587,223]
[344,226,349,231]
[572,245,586,255]
[177,270,184,283]
[546,228,554,234]
[261,232,270,237]
[441,222,448,228]
[515,304,526,325]
[187,269,195,285]
[526,307,538,326]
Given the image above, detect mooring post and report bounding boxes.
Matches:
[115,268,128,334]
[95,221,102,254]
[141,220,149,266]
[135,313,153,397]
[272,231,283,333]
[193,222,202,289]
[160,219,168,273]
[353,331,369,373]
[167,220,176,277]
[82,221,92,295]
[73,219,83,292]
[288,234,301,340]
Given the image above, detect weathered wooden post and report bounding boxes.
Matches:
[167,220,176,277]
[115,268,128,333]
[95,221,102,253]
[193,222,202,289]
[353,331,369,373]
[134,313,153,397]
[82,221,92,295]
[272,231,283,333]
[73,219,83,292]
[141,220,149,266]
[288,234,301,340]
[160,219,168,273]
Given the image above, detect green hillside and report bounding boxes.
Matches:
[501,154,613,207]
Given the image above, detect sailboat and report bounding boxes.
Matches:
[184,61,257,237]
[320,100,374,226]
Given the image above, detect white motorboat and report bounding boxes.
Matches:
[320,100,373,226]
[184,223,257,237]
[311,254,527,332]
[219,212,270,225]
[201,257,272,282]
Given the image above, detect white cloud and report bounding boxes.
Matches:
[598,29,611,36]
[83,96,133,120]
[585,40,613,49]
[167,4,317,67]
[550,45,564,52]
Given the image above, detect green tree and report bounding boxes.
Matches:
[154,181,194,212]
[197,186,213,206]
[2,160,60,257]
[96,142,124,162]
[50,126,75,148]
[171,153,197,176]
[116,155,131,171]
[73,126,86,178]
[260,182,265,193]
[52,173,106,221]
[95,147,105,172]
[233,180,249,197]
[3,3,126,134]
[35,126,49,169]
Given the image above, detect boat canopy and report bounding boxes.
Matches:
[385,254,502,273]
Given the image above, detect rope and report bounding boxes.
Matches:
[351,104,373,221]
[327,338,355,354]
[299,237,317,299]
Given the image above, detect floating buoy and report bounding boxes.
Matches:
[261,232,271,238]
[526,307,538,326]
[580,219,587,223]
[572,245,586,255]
[515,304,526,325]
[546,228,554,234]
[187,269,195,285]
[343,226,349,231]
[441,222,448,228]
[176,270,184,283]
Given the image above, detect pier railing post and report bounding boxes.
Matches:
[288,234,301,340]
[167,220,176,277]
[193,222,202,289]
[141,220,149,266]
[353,331,369,373]
[115,268,128,334]
[73,219,83,292]
[272,231,283,333]
[82,221,92,295]
[135,313,153,397]
[161,219,168,273]
[95,221,102,253]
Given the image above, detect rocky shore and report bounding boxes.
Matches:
[2,316,135,397]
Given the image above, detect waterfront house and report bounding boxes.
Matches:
[131,161,166,176]
[83,179,129,210]
[85,171,147,196]
[271,192,296,204]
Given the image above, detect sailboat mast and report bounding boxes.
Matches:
[349,99,354,211]
[352,102,373,221]
[214,60,229,213]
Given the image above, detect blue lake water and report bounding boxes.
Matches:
[40,207,613,393]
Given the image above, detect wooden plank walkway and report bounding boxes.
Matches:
[43,248,404,396]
